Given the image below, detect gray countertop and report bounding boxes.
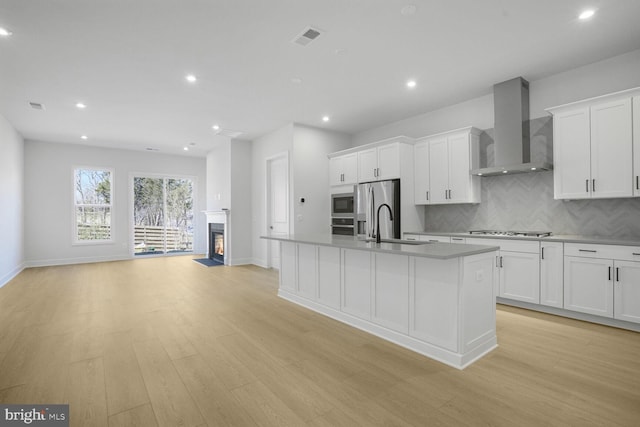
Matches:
[261,234,499,260]
[405,231,640,246]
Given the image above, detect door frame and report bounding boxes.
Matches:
[265,151,290,269]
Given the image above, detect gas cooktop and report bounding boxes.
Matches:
[468,230,552,238]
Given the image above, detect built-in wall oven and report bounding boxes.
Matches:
[331,192,355,235]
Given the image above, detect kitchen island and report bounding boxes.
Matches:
[261,234,499,369]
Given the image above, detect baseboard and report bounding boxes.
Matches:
[26,255,132,268]
[228,257,254,266]
[250,258,269,269]
[0,262,27,288]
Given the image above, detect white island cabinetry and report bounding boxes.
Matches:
[268,235,498,369]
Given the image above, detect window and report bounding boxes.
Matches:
[74,168,113,243]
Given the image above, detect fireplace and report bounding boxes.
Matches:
[209,223,225,264]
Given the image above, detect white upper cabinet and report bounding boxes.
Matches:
[357,143,400,182]
[424,127,481,205]
[548,89,638,200]
[329,152,358,186]
[634,97,640,196]
[413,139,430,204]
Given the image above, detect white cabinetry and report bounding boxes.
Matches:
[634,97,640,196]
[357,143,401,182]
[317,246,341,309]
[548,92,635,200]
[540,242,564,308]
[372,253,409,333]
[426,127,481,205]
[564,243,640,323]
[329,153,358,186]
[404,233,451,243]
[413,139,430,204]
[467,238,540,304]
[341,249,372,319]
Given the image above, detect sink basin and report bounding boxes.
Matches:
[363,238,431,245]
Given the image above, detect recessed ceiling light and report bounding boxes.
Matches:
[76,102,87,109]
[80,135,88,140]
[322,116,330,122]
[401,5,417,16]
[531,167,537,171]
[212,124,220,131]
[579,9,595,20]
[407,80,417,89]
[183,146,189,151]
[185,74,197,83]
[502,170,508,174]
[0,27,12,37]
[478,173,483,176]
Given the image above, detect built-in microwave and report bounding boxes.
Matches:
[331,192,354,217]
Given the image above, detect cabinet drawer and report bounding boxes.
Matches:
[564,243,640,261]
[466,237,539,253]
[422,235,450,243]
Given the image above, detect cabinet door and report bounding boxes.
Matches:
[342,249,372,319]
[540,242,564,308]
[447,132,471,204]
[632,97,640,196]
[317,246,341,309]
[377,143,400,180]
[564,256,613,317]
[357,148,378,182]
[279,242,296,291]
[450,237,466,244]
[297,244,317,300]
[499,251,540,304]
[329,156,343,186]
[372,253,409,333]
[341,153,358,185]
[553,107,591,199]
[429,137,449,203]
[590,98,633,198]
[410,257,459,352]
[614,260,640,324]
[414,141,430,204]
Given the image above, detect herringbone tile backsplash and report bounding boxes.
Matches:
[424,171,640,237]
[424,117,640,238]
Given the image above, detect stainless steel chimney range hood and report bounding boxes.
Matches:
[471,77,552,177]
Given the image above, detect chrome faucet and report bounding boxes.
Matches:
[375,203,393,244]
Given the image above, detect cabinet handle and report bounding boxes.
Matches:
[608,266,611,281]
[445,190,448,199]
[428,240,439,242]
[376,167,380,177]
[616,267,620,282]
[579,249,597,253]
[637,176,639,190]
[592,179,596,192]
[541,247,544,260]
[633,253,640,256]
[426,191,429,201]
[586,179,589,192]
[500,256,503,268]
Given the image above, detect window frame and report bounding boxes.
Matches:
[72,166,115,245]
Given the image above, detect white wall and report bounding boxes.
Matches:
[24,141,207,266]
[353,48,640,146]
[0,114,25,287]
[206,141,231,211]
[292,125,352,235]
[251,124,294,267]
[229,139,252,265]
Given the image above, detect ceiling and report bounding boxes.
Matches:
[1,0,640,157]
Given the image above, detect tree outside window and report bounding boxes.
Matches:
[74,168,113,242]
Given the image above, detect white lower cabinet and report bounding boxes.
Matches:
[540,242,564,308]
[279,242,296,292]
[341,249,372,319]
[614,260,640,323]
[564,256,614,317]
[297,243,317,300]
[372,253,409,333]
[404,233,450,243]
[317,246,341,309]
[410,257,459,352]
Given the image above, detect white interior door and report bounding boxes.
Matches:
[267,153,289,269]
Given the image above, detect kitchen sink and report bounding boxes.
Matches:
[363,238,432,245]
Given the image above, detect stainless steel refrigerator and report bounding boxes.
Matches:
[354,179,400,240]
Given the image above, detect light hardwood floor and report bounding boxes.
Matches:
[1,256,639,426]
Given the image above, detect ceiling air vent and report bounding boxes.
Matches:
[292,26,324,46]
[214,128,243,138]
[29,102,45,110]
